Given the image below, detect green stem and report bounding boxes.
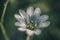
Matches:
[1,0,9,23]
[0,0,10,40]
[0,23,10,40]
[26,35,30,40]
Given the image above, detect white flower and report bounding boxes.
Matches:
[14,6,50,36]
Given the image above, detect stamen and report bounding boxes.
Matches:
[26,22,35,30]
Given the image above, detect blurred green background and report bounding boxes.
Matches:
[0,0,60,40]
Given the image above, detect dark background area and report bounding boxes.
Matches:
[0,0,60,40]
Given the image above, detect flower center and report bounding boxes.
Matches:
[26,22,36,30]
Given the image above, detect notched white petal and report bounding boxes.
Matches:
[14,14,22,19]
[38,21,50,28]
[26,29,34,36]
[18,28,26,31]
[34,8,41,14]
[15,22,26,28]
[27,6,34,17]
[39,15,49,22]
[34,8,41,18]
[15,22,20,26]
[19,10,26,18]
[34,29,41,35]
[14,14,25,21]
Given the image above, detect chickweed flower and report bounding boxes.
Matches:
[14,6,50,36]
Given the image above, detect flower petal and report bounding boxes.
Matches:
[19,10,26,19]
[27,6,34,17]
[14,14,22,19]
[26,7,34,24]
[39,15,49,22]
[34,8,41,19]
[18,28,26,31]
[38,21,50,28]
[34,29,41,35]
[33,8,41,24]
[15,22,26,28]
[26,16,30,24]
[26,29,34,36]
[14,14,24,22]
